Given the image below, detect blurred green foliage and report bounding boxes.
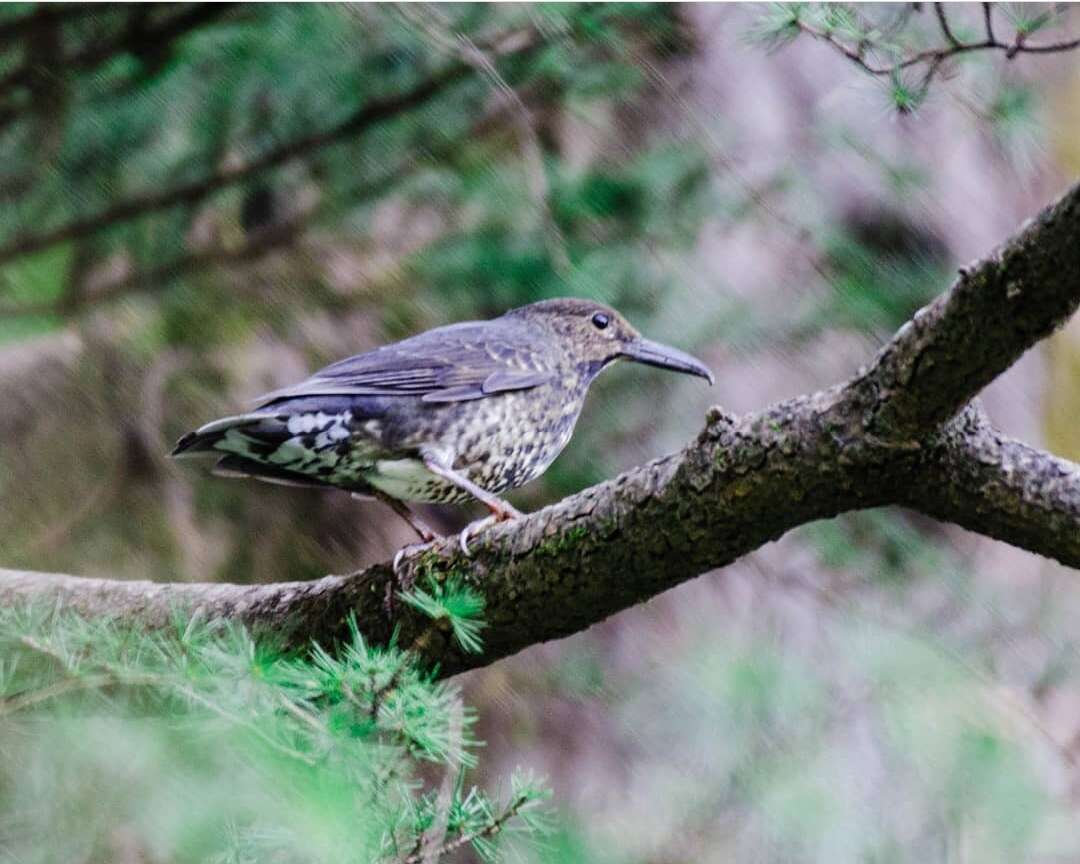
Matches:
[0,587,551,863]
[0,2,714,582]
[2,4,1080,863]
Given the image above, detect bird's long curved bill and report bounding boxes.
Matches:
[622,338,714,385]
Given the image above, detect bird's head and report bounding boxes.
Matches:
[505,298,714,385]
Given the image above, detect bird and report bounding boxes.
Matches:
[171,297,713,559]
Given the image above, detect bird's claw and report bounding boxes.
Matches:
[393,539,437,581]
[458,505,523,557]
[459,516,496,557]
[387,539,439,614]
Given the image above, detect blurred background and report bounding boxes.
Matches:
[2,3,1080,861]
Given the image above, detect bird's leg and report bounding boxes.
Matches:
[371,489,438,543]
[420,450,524,556]
[368,489,439,613]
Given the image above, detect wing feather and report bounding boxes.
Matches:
[256,320,553,406]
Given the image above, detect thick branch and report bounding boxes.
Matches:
[0,388,906,675]
[847,182,1080,439]
[2,181,1080,676]
[911,407,1080,565]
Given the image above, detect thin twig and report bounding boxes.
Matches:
[934,3,962,48]
[983,3,997,44]
[795,8,1080,90]
[0,671,162,717]
[402,792,530,864]
[416,701,464,864]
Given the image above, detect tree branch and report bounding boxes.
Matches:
[0,92,536,318]
[846,183,1080,439]
[0,5,240,115]
[0,4,101,47]
[793,5,1080,97]
[910,406,1080,565]
[3,180,1080,677]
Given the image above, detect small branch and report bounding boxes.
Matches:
[934,3,962,48]
[983,3,997,44]
[1006,34,1080,54]
[0,91,535,319]
[848,181,1080,439]
[403,791,530,864]
[0,69,465,265]
[794,5,1080,99]
[0,672,149,717]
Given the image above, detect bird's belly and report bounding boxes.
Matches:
[363,458,471,504]
[447,391,577,487]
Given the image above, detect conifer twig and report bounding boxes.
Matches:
[402,791,531,864]
[793,3,1080,100]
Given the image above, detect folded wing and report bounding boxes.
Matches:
[255,320,553,407]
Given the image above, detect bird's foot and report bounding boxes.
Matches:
[386,538,439,615]
[459,503,524,557]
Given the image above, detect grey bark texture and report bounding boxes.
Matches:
[3,180,1080,678]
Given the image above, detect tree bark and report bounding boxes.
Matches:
[4,180,1080,678]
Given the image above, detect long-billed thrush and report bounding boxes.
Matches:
[172,298,713,554]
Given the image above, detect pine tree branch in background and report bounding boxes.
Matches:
[0,28,541,268]
[66,3,240,73]
[0,4,240,115]
[3,181,1080,678]
[0,93,534,318]
[0,4,100,46]
[784,2,1080,106]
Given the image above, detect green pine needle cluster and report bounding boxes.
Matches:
[0,594,548,863]
[401,575,487,656]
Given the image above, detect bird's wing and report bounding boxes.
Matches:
[256,321,554,406]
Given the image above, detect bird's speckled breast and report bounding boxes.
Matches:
[363,377,589,504]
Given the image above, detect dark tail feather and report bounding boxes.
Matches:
[171,430,209,456]
[211,454,332,488]
[170,413,285,458]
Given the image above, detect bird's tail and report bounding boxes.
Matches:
[172,413,339,489]
[170,413,285,459]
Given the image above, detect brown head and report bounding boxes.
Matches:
[504,297,714,385]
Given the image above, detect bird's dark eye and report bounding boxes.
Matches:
[591,312,610,330]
